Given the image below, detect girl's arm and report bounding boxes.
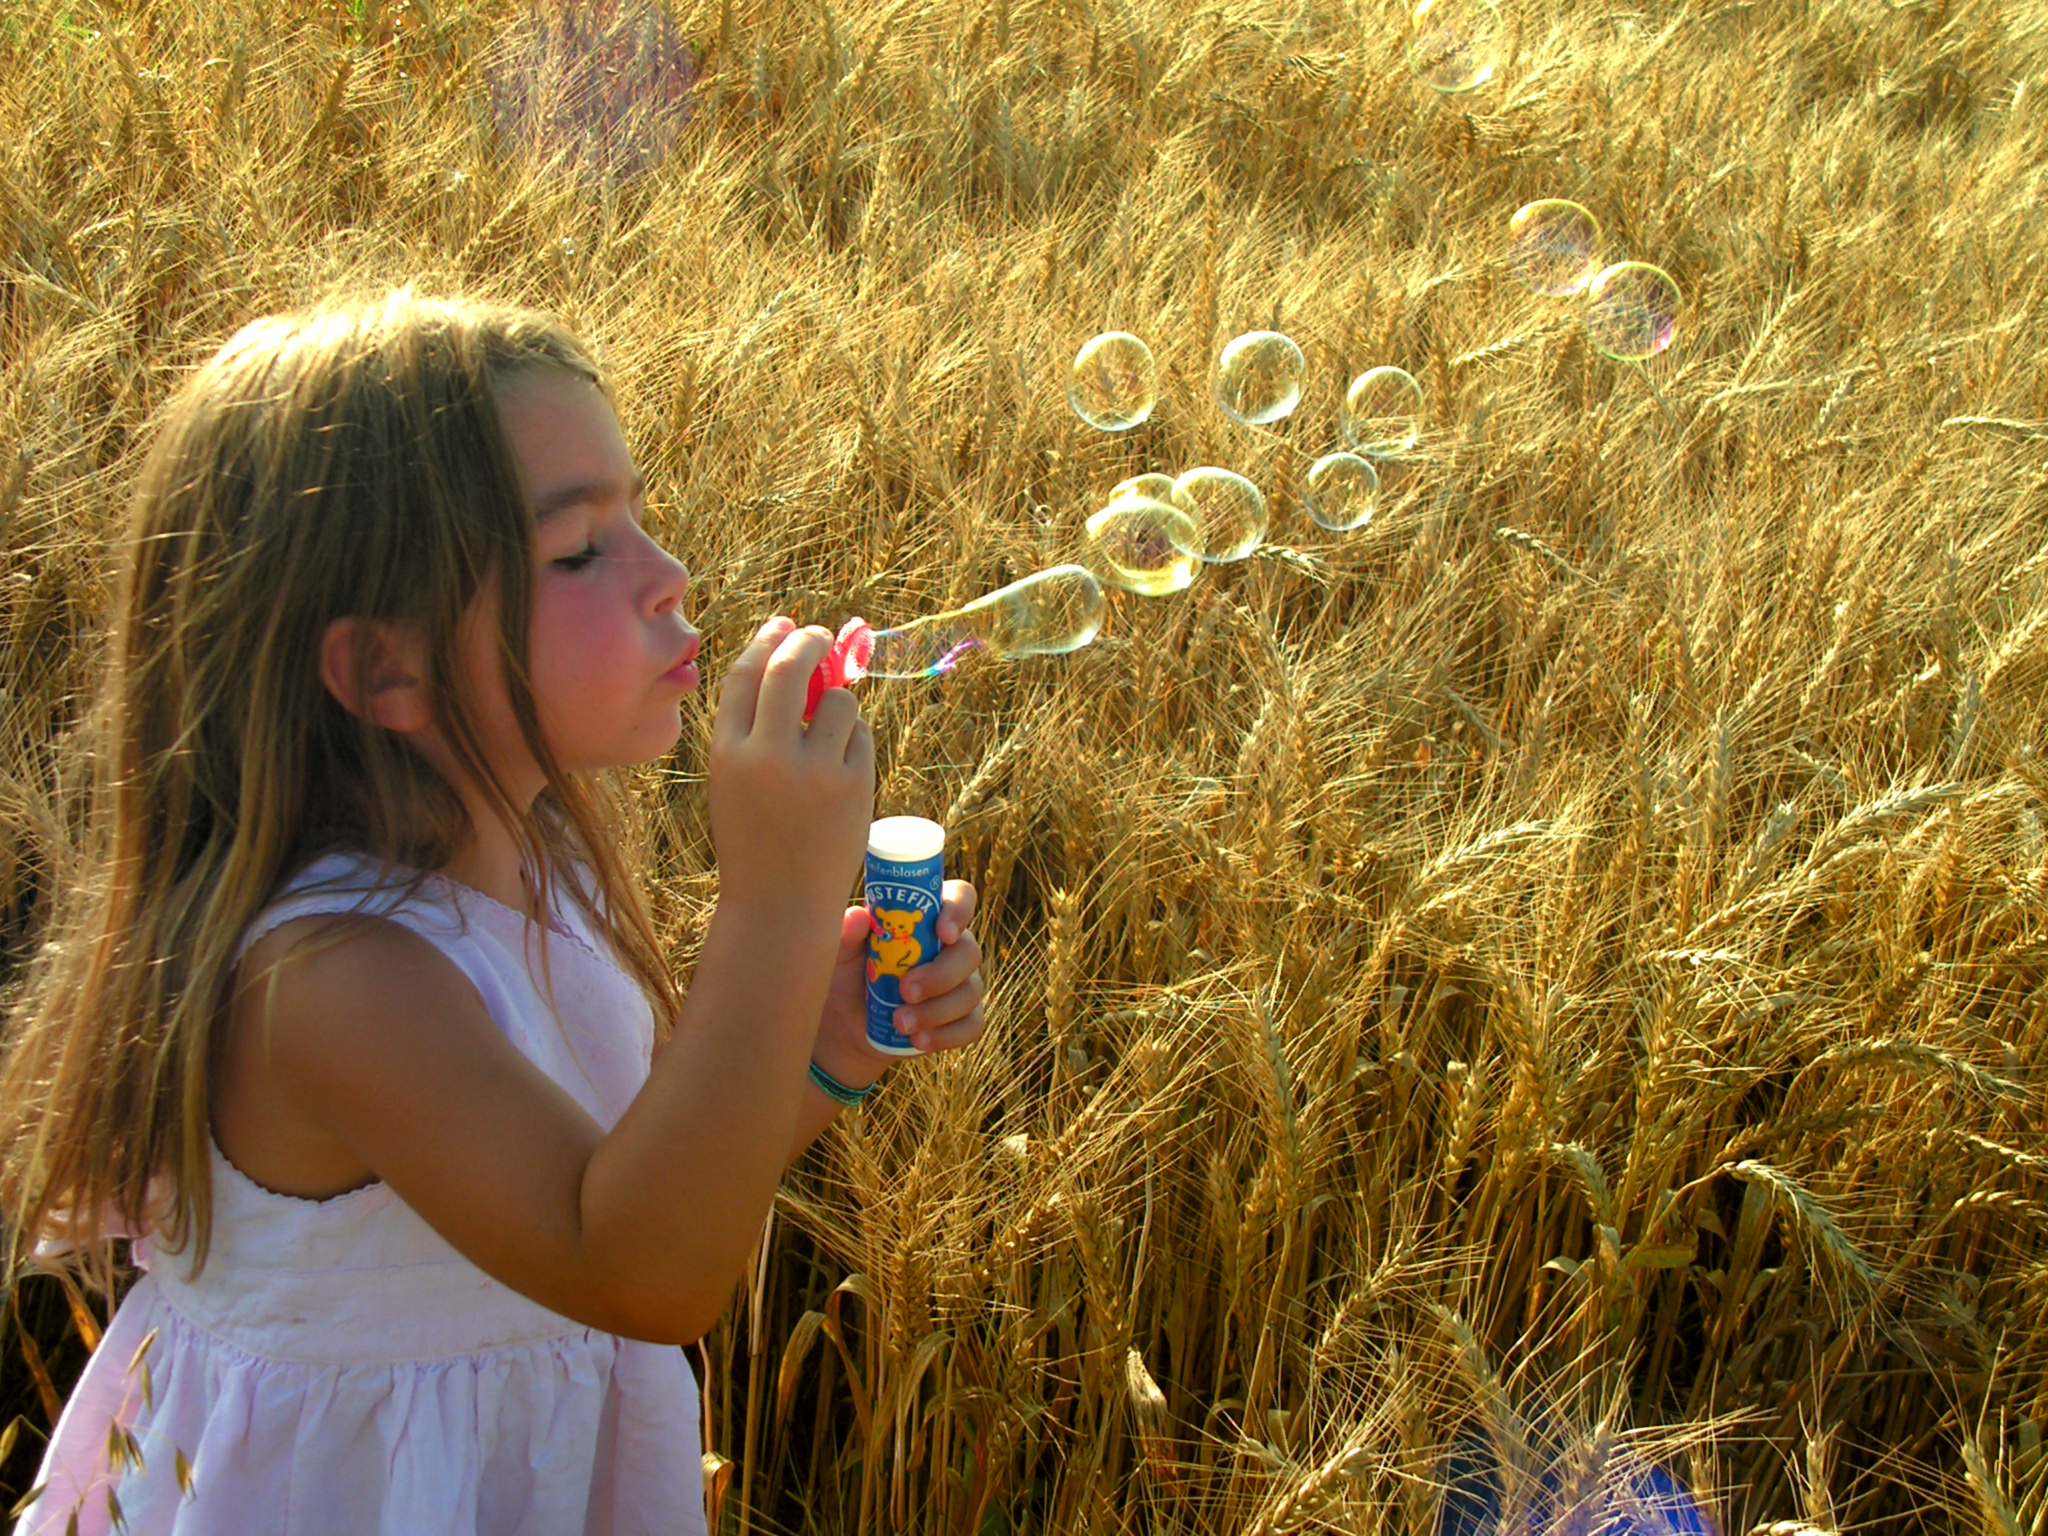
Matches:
[239,621,874,1345]
[781,891,985,1164]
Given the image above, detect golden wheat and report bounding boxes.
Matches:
[4,0,2048,1529]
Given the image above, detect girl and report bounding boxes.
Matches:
[0,291,987,1535]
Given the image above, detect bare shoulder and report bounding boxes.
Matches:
[232,909,520,1078]
[233,913,487,1043]
[217,913,497,1199]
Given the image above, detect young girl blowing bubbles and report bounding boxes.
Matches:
[0,291,986,1535]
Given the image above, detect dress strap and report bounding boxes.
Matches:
[232,852,466,966]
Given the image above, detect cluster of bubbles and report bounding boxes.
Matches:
[864,205,1683,678]
[1507,200,1683,361]
[843,0,1684,684]
[1394,3,1682,363]
[863,328,1426,678]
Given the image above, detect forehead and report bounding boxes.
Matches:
[492,369,639,519]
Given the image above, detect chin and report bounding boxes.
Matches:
[643,712,687,761]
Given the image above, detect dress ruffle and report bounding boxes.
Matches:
[22,1278,702,1536]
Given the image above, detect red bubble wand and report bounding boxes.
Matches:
[802,617,875,722]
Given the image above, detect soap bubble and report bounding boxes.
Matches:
[865,565,1106,678]
[489,0,695,184]
[1170,468,1268,564]
[1067,332,1159,432]
[1107,473,1180,505]
[1406,0,1502,94]
[1304,453,1380,532]
[1585,263,1682,361]
[1212,330,1306,427]
[1342,367,1424,457]
[1508,199,1603,297]
[1086,496,1200,596]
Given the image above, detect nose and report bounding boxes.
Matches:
[635,528,691,618]
[653,553,690,617]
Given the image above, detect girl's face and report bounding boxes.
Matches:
[465,369,696,794]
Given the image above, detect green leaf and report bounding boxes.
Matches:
[1626,1242,1697,1273]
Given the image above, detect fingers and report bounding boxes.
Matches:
[936,879,979,945]
[891,886,983,1054]
[906,993,987,1052]
[753,625,835,735]
[844,716,874,772]
[900,926,980,1006]
[712,616,794,744]
[805,681,860,755]
[895,970,985,1051]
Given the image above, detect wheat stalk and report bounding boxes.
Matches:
[7,1,2048,1528]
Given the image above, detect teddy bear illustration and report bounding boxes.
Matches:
[866,908,925,983]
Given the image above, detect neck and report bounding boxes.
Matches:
[442,791,542,919]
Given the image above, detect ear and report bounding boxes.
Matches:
[319,616,433,734]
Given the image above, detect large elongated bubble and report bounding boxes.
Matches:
[865,565,1107,678]
[490,0,695,184]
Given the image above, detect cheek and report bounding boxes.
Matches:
[528,579,638,701]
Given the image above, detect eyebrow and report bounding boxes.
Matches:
[532,473,646,522]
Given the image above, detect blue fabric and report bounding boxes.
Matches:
[1438,1427,1713,1536]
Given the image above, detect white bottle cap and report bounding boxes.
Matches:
[868,816,946,863]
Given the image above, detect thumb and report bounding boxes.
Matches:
[837,905,874,961]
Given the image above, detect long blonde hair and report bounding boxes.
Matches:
[0,291,683,1289]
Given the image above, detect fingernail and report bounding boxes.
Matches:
[902,983,921,1002]
[914,1034,932,1051]
[897,1007,915,1028]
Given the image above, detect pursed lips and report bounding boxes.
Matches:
[659,630,702,685]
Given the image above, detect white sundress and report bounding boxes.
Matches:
[19,851,709,1536]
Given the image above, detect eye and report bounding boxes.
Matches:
[553,543,601,571]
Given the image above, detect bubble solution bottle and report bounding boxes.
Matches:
[863,816,946,1056]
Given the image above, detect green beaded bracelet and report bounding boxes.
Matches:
[808,1059,882,1107]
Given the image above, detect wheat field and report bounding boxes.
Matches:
[4,0,2048,1530]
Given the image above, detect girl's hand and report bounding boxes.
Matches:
[896,881,985,1052]
[708,617,875,923]
[812,881,985,1079]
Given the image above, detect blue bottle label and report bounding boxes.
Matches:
[864,851,944,1054]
